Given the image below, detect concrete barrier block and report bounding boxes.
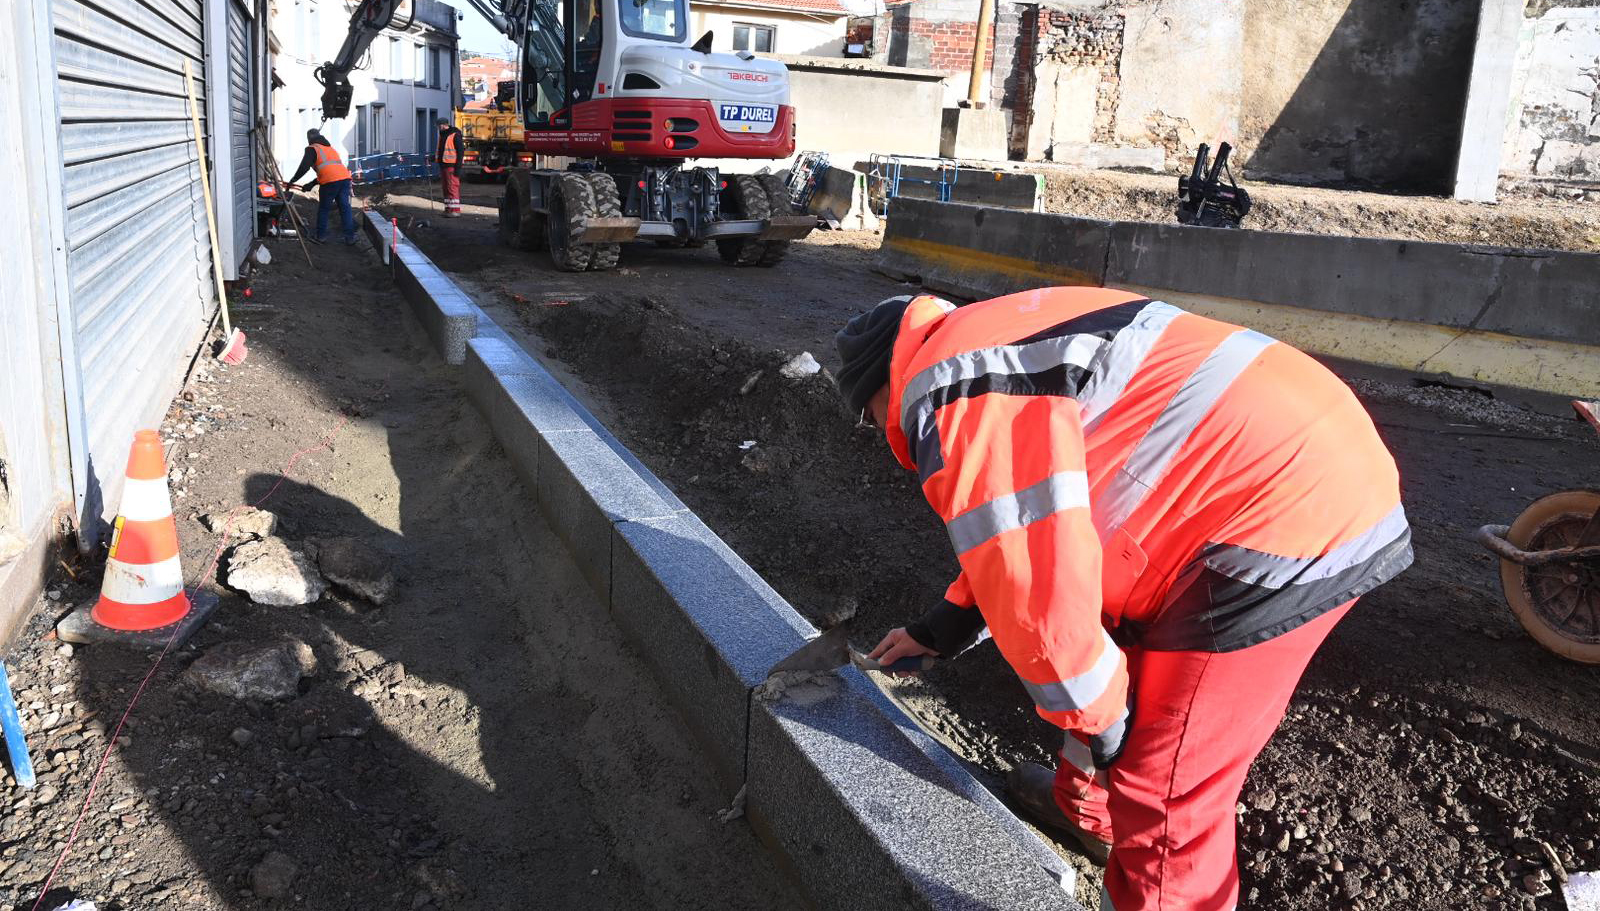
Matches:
[538,429,678,597]
[747,670,1083,910]
[610,514,811,784]
[1106,220,1600,346]
[877,198,1110,300]
[391,244,478,364]
[462,330,688,512]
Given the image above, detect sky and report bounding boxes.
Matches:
[455,4,517,57]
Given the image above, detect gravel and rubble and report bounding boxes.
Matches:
[0,226,798,910]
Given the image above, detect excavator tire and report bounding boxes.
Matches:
[546,172,596,272]
[498,174,544,251]
[755,173,793,267]
[716,175,771,266]
[583,172,623,272]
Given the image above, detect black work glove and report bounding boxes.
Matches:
[1088,700,1134,770]
[905,599,988,658]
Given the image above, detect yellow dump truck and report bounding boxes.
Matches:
[455,81,530,180]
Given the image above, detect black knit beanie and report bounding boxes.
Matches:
[834,296,912,415]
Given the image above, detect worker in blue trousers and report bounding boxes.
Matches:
[286,129,357,245]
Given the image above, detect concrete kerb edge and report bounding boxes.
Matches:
[359,220,1082,908]
[362,210,476,365]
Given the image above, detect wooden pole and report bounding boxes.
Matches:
[966,0,995,107]
[182,59,234,339]
[253,120,314,266]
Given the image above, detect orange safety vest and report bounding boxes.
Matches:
[884,287,1411,756]
[440,131,459,165]
[310,143,351,183]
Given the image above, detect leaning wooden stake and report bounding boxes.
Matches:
[182,59,246,363]
[253,119,314,266]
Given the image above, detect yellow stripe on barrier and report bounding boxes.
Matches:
[1122,285,1600,400]
[882,236,1100,289]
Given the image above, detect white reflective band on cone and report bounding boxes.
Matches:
[100,555,185,604]
[118,477,174,522]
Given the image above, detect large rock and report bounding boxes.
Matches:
[226,537,326,606]
[251,850,299,898]
[201,506,278,539]
[185,640,316,702]
[308,536,396,605]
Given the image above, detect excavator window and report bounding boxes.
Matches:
[522,13,567,126]
[573,0,603,101]
[619,0,684,42]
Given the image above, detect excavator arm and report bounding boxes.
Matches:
[316,0,414,119]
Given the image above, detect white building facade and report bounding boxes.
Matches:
[271,0,461,166]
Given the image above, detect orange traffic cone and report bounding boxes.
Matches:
[57,430,218,648]
[91,431,190,629]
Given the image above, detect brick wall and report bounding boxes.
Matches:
[906,18,996,73]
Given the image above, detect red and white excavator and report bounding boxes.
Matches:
[316,0,814,271]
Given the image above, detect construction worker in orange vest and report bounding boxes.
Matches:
[835,287,1412,911]
[436,117,463,217]
[287,129,357,245]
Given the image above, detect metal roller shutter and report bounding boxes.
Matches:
[51,0,216,528]
[226,0,254,274]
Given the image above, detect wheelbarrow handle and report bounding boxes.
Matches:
[1476,524,1600,566]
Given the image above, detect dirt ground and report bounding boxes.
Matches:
[0,217,798,910]
[1034,166,1600,253]
[373,176,1600,910]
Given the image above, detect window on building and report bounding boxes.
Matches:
[431,47,445,89]
[357,104,371,156]
[371,103,386,151]
[389,37,402,80]
[731,22,775,53]
[415,44,426,84]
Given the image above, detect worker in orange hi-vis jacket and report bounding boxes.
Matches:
[835,287,1412,911]
[435,117,463,217]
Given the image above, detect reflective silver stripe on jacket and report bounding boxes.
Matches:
[945,470,1091,555]
[1018,628,1122,713]
[1200,503,1411,588]
[1093,328,1276,540]
[898,332,1107,437]
[1077,301,1186,432]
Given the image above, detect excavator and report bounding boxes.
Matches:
[314,0,814,271]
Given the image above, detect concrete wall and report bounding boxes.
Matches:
[693,5,849,57]
[1241,0,1479,187]
[1005,0,1480,189]
[876,198,1600,397]
[782,57,948,158]
[1501,5,1600,181]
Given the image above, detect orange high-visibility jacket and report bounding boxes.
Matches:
[311,143,351,184]
[887,288,1411,756]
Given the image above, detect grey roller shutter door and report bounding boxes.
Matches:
[51,0,215,527]
[226,0,254,272]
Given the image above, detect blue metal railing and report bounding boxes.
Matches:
[349,152,437,185]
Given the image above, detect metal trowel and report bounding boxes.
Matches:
[766,623,938,678]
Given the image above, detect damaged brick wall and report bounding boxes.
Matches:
[1036,8,1124,144]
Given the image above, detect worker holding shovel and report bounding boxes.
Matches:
[286,129,358,245]
[834,288,1411,911]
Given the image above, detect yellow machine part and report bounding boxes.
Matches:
[455,110,521,141]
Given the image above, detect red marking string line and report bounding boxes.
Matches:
[30,396,375,909]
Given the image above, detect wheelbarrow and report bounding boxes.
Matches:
[1474,399,1600,663]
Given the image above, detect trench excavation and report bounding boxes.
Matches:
[510,292,1600,911]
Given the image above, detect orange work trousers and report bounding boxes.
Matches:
[1055,601,1354,911]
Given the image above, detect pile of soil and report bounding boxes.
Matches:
[528,293,1600,910]
[1037,168,1600,253]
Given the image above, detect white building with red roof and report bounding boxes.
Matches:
[690,0,879,58]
